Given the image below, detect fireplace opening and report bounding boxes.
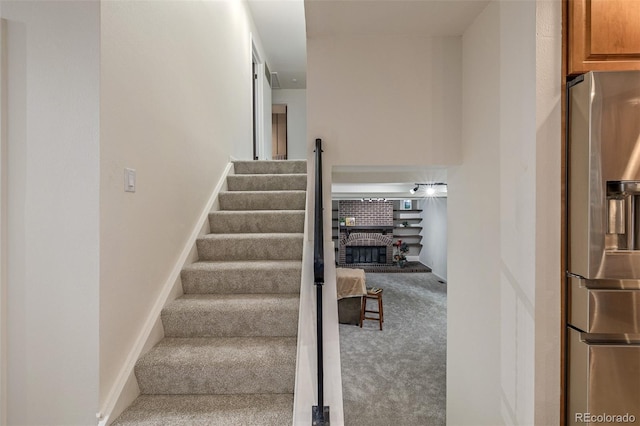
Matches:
[345,246,387,264]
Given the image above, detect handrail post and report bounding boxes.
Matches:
[312,138,330,425]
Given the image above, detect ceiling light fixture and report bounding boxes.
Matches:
[410,182,447,196]
[359,197,388,202]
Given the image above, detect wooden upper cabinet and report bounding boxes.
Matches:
[568,0,640,75]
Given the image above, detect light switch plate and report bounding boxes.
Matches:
[124,168,136,192]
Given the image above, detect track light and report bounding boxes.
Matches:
[410,182,447,196]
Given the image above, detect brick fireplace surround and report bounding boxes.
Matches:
[338,200,394,264]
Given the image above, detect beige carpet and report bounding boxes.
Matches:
[112,160,306,425]
[339,272,447,426]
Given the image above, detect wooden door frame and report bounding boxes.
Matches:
[271,103,287,160]
[561,2,568,425]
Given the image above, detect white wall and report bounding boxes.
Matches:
[448,3,502,421]
[534,0,562,424]
[419,198,447,281]
[272,89,307,159]
[0,17,7,426]
[448,0,542,424]
[307,35,462,169]
[498,2,537,423]
[3,1,100,424]
[307,35,462,241]
[100,0,264,413]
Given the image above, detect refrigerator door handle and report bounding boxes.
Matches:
[566,271,585,280]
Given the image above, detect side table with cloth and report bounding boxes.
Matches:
[336,267,367,325]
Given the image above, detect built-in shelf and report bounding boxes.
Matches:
[393,204,423,256]
[402,242,423,248]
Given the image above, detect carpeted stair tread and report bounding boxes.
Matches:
[135,337,296,395]
[110,394,293,426]
[113,160,305,425]
[233,160,306,175]
[181,260,302,294]
[196,233,303,261]
[219,190,306,211]
[208,210,304,234]
[227,174,307,191]
[162,294,300,338]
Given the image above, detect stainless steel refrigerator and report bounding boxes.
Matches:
[567,71,640,425]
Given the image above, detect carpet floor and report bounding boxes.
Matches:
[339,272,447,426]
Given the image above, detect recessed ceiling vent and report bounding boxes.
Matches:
[270,72,281,89]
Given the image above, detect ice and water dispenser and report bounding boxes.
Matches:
[606,181,640,251]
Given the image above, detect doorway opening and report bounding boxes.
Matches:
[332,165,448,425]
[272,104,287,160]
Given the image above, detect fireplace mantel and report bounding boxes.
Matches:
[340,225,394,236]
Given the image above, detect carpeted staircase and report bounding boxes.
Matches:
[112,160,307,426]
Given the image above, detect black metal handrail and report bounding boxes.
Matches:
[312,138,329,425]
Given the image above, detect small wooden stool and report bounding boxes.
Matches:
[359,287,384,330]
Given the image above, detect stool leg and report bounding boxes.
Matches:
[377,295,383,330]
[379,294,384,323]
[359,296,365,328]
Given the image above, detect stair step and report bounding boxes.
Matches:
[233,160,306,175]
[196,233,303,261]
[135,337,296,395]
[162,294,299,338]
[218,191,306,211]
[181,260,302,294]
[208,210,304,234]
[111,394,293,426]
[227,174,307,191]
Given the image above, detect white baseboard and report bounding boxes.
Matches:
[431,272,447,283]
[97,162,234,426]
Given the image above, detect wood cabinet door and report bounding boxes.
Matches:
[568,0,640,75]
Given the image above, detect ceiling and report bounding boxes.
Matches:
[248,0,490,90]
[247,0,307,89]
[305,0,491,38]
